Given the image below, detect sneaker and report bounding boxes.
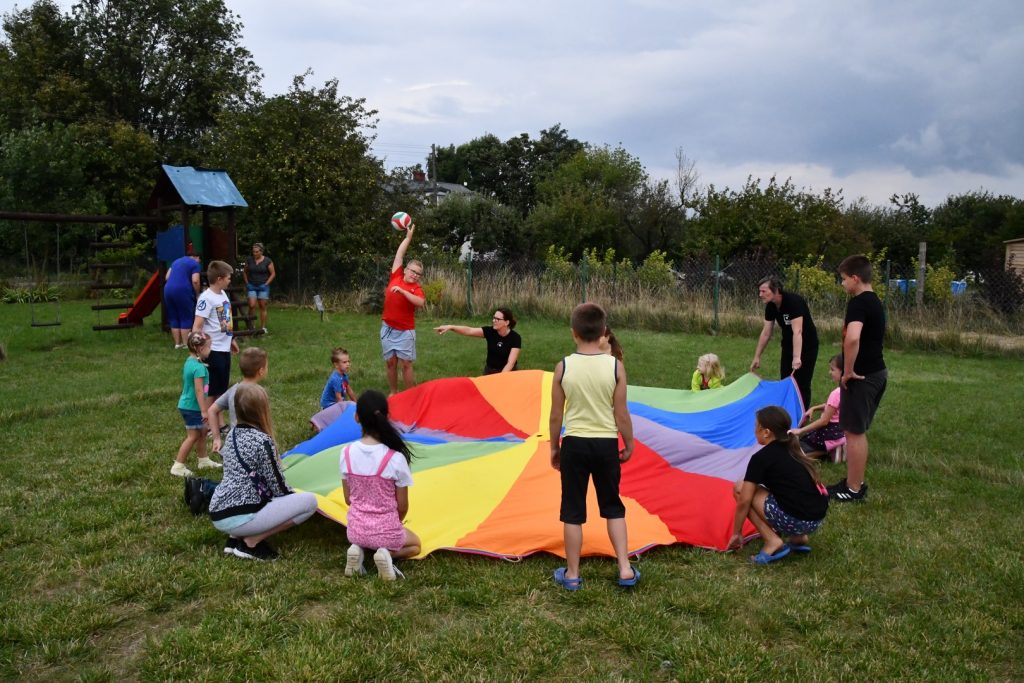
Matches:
[344,544,366,577]
[174,343,185,349]
[261,327,268,335]
[233,540,279,561]
[197,457,222,470]
[170,462,193,477]
[374,548,397,580]
[829,479,868,502]
[223,537,238,555]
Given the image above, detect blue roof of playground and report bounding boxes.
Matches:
[160,165,248,208]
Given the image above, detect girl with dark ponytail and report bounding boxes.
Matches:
[341,390,420,580]
[728,405,829,564]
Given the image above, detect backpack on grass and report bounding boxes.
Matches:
[183,476,219,516]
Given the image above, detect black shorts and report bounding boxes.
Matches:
[207,350,232,397]
[839,369,887,435]
[559,436,625,524]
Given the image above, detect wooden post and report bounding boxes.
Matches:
[916,241,927,307]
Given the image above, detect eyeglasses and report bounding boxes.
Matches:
[407,269,423,277]
[492,316,505,322]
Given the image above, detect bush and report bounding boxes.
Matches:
[784,256,843,304]
[636,250,673,290]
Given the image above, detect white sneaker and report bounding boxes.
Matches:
[170,462,193,477]
[345,544,366,577]
[373,548,397,580]
[197,457,222,470]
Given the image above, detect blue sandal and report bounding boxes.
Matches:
[789,543,812,554]
[751,544,791,565]
[617,565,641,587]
[553,567,583,591]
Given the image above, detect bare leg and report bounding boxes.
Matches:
[175,430,201,464]
[563,523,583,579]
[241,520,296,548]
[844,431,868,491]
[789,534,810,545]
[607,517,634,580]
[247,296,257,328]
[258,300,268,328]
[749,489,785,555]
[386,356,399,395]
[195,428,208,459]
[393,528,422,560]
[400,359,416,390]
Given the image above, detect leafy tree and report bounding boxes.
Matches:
[202,73,385,288]
[929,191,1024,274]
[420,193,525,258]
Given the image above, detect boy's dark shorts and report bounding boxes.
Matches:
[207,350,232,397]
[839,369,887,434]
[559,436,625,525]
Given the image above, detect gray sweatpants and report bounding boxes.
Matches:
[226,492,318,537]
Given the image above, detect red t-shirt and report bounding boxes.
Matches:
[382,267,424,331]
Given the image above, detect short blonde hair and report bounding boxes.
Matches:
[696,353,724,380]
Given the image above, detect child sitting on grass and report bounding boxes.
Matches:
[209,347,269,454]
[171,331,221,477]
[342,390,421,580]
[320,347,357,409]
[691,353,725,391]
[789,354,846,461]
[729,405,829,564]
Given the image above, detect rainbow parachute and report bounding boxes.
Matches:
[282,370,802,558]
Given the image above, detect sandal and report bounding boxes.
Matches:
[553,567,583,591]
[750,544,791,565]
[617,565,641,587]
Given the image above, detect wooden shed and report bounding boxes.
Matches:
[1005,238,1024,276]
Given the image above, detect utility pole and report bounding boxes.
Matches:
[431,144,438,206]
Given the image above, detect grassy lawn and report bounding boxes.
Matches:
[1,301,1022,681]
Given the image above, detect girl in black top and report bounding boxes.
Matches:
[728,405,829,564]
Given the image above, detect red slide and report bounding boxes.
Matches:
[117,270,162,326]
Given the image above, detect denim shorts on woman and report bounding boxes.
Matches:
[179,408,205,431]
[246,283,270,300]
[764,493,823,536]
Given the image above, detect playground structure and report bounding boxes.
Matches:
[2,164,255,335]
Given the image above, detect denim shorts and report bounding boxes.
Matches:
[764,493,823,536]
[179,408,206,431]
[246,283,270,300]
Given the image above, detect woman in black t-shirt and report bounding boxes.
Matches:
[434,307,522,375]
[728,405,829,564]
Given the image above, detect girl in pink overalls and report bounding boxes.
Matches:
[342,390,421,580]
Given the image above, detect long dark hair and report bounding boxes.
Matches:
[356,390,414,463]
[756,405,820,484]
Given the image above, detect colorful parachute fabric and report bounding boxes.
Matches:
[282,370,803,559]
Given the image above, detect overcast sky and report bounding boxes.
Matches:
[7,1,1023,207]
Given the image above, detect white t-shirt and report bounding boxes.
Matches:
[339,440,413,487]
[195,288,233,352]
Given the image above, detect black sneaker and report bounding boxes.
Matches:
[829,480,868,502]
[233,540,279,561]
[223,537,238,555]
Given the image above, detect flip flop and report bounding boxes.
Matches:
[751,544,791,565]
[789,544,812,554]
[553,567,583,591]
[617,565,641,587]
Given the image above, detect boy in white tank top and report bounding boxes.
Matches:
[549,303,638,590]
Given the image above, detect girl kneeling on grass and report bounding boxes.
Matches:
[342,390,421,580]
[209,383,318,561]
[728,405,829,564]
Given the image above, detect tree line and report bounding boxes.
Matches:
[2,0,1022,304]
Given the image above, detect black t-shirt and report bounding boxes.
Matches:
[764,291,818,355]
[482,327,521,371]
[843,291,886,375]
[744,441,828,521]
[246,256,274,285]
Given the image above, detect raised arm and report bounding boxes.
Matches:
[434,325,484,337]
[391,224,416,272]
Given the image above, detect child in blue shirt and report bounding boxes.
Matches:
[172,331,222,477]
[320,347,357,409]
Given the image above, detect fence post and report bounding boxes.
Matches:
[712,254,720,336]
[465,249,473,316]
[580,257,588,303]
[916,241,927,307]
[885,260,891,316]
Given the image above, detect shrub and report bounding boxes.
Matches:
[636,250,673,290]
[784,255,843,304]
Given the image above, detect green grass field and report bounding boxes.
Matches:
[1,302,1022,681]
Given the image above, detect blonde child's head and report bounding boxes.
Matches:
[186,331,211,360]
[331,347,351,374]
[234,383,275,442]
[697,353,724,380]
[239,347,268,380]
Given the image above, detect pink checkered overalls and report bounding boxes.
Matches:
[342,445,407,552]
